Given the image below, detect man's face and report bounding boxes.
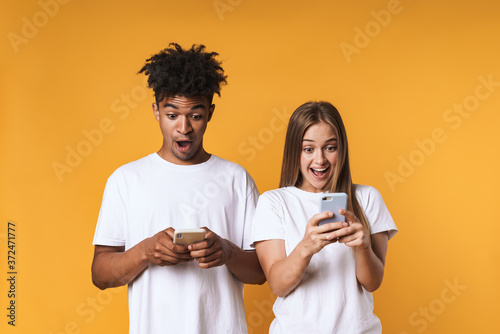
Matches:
[153,95,214,165]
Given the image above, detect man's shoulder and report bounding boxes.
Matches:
[211,155,258,194]
[108,153,156,179]
[211,155,250,175]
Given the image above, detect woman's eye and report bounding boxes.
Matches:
[326,146,337,152]
[303,147,313,153]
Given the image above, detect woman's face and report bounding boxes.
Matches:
[298,121,339,193]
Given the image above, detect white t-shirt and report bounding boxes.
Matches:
[251,185,397,334]
[93,153,259,334]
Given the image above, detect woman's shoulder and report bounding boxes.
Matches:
[354,184,397,237]
[262,186,317,198]
[258,186,308,204]
[354,184,385,204]
[354,184,379,194]
[259,187,290,200]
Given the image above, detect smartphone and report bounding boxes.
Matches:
[318,193,347,226]
[173,228,206,245]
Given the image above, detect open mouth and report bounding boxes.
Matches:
[310,167,329,178]
[176,141,192,152]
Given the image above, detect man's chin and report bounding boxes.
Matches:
[173,151,194,161]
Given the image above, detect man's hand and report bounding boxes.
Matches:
[187,227,230,269]
[185,226,265,284]
[143,227,193,266]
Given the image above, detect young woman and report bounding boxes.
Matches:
[251,101,398,333]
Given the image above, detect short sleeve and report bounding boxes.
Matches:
[92,171,127,247]
[242,172,260,250]
[356,185,398,240]
[251,191,286,246]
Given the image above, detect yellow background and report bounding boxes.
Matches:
[1,0,499,333]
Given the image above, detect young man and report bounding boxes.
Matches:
[91,43,265,334]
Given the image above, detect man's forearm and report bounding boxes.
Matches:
[224,241,266,285]
[91,242,150,290]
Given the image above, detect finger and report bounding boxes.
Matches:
[329,226,358,240]
[200,226,213,236]
[324,232,339,242]
[159,229,191,253]
[157,255,193,266]
[166,253,194,263]
[186,239,208,251]
[190,238,222,257]
[197,257,223,269]
[190,247,211,259]
[341,237,363,248]
[339,209,359,224]
[164,227,175,239]
[158,246,193,259]
[338,227,365,245]
[309,211,336,227]
[336,222,364,239]
[188,235,216,251]
[151,249,193,265]
[164,239,191,253]
[318,221,345,234]
[155,236,191,254]
[189,229,216,251]
[193,249,222,263]
[337,233,356,244]
[325,225,354,241]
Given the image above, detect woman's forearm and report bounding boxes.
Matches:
[264,242,313,297]
[354,233,388,292]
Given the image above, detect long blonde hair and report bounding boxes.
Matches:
[279,101,369,233]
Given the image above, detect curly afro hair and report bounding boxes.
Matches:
[138,43,227,104]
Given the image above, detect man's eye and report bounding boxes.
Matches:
[167,114,177,119]
[192,115,202,120]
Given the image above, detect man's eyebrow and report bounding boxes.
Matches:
[164,103,178,109]
[162,103,207,110]
[190,104,207,110]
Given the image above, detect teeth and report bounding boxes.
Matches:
[312,168,326,172]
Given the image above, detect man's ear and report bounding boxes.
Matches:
[208,104,215,122]
[152,102,159,121]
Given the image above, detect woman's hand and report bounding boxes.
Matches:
[299,211,346,256]
[335,209,371,250]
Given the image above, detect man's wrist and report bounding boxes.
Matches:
[138,237,152,264]
[221,238,236,264]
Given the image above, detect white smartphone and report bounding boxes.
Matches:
[173,228,206,245]
[318,193,347,226]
